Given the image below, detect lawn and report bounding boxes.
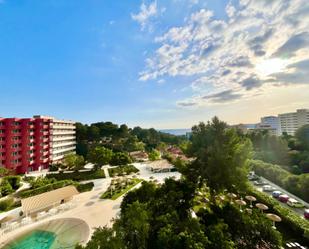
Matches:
[101,178,142,200]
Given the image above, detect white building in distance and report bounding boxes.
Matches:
[278,109,309,135]
[260,116,281,135]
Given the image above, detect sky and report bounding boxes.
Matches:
[0,0,308,129]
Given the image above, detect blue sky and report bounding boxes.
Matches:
[0,0,308,128]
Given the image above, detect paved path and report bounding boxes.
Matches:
[103,167,110,178]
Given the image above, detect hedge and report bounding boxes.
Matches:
[46,170,105,182]
[108,165,139,177]
[0,198,14,212]
[248,187,309,242]
[77,182,94,192]
[19,180,75,198]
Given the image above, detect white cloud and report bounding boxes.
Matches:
[131,1,158,31]
[139,0,309,107]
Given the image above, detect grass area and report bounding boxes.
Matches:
[101,178,142,200]
[108,165,139,177]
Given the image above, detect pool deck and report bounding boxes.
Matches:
[0,162,181,246]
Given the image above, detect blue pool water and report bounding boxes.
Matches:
[5,230,56,249]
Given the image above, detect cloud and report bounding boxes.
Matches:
[139,0,309,107]
[272,32,309,58]
[203,90,242,103]
[241,75,262,90]
[270,58,309,85]
[131,1,158,31]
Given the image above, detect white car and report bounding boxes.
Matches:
[287,198,305,208]
[262,185,275,192]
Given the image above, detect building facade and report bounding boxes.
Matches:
[278,109,309,135]
[254,123,278,136]
[260,116,281,135]
[0,116,75,174]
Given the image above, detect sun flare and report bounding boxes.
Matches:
[255,58,287,76]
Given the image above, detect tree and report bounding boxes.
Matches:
[110,152,132,166]
[120,201,150,249]
[87,146,113,167]
[148,149,161,161]
[77,226,125,249]
[88,125,100,141]
[63,154,85,171]
[187,117,252,192]
[295,124,309,150]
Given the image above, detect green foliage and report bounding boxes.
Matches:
[295,124,309,150]
[100,178,142,200]
[18,180,75,198]
[46,170,105,182]
[0,167,10,177]
[87,146,113,166]
[0,179,14,197]
[120,201,150,249]
[248,187,309,242]
[76,226,125,249]
[148,149,161,161]
[49,164,60,172]
[28,176,56,189]
[82,178,282,249]
[250,159,309,201]
[3,176,21,190]
[110,152,132,166]
[187,117,252,191]
[76,182,94,192]
[108,165,139,177]
[0,198,14,212]
[63,154,85,171]
[247,130,290,165]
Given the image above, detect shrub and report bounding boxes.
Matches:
[19,180,75,198]
[77,182,94,192]
[0,198,14,211]
[46,170,105,181]
[49,164,60,172]
[4,176,21,190]
[0,180,14,197]
[109,165,139,177]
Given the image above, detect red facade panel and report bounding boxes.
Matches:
[0,117,52,174]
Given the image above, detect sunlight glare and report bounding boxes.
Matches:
[256,58,287,76]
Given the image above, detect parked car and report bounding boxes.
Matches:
[287,198,305,208]
[278,194,289,203]
[253,179,265,185]
[248,172,259,181]
[304,209,309,219]
[262,185,275,192]
[272,191,282,198]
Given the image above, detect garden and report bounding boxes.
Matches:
[101,177,142,200]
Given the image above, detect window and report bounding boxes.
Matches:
[0,129,4,134]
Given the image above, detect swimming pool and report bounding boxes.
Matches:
[2,218,90,249]
[5,230,56,249]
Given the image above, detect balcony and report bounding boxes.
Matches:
[52,130,75,135]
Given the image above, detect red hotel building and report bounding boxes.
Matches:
[0,116,76,174]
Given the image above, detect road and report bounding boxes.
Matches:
[250,175,308,218]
